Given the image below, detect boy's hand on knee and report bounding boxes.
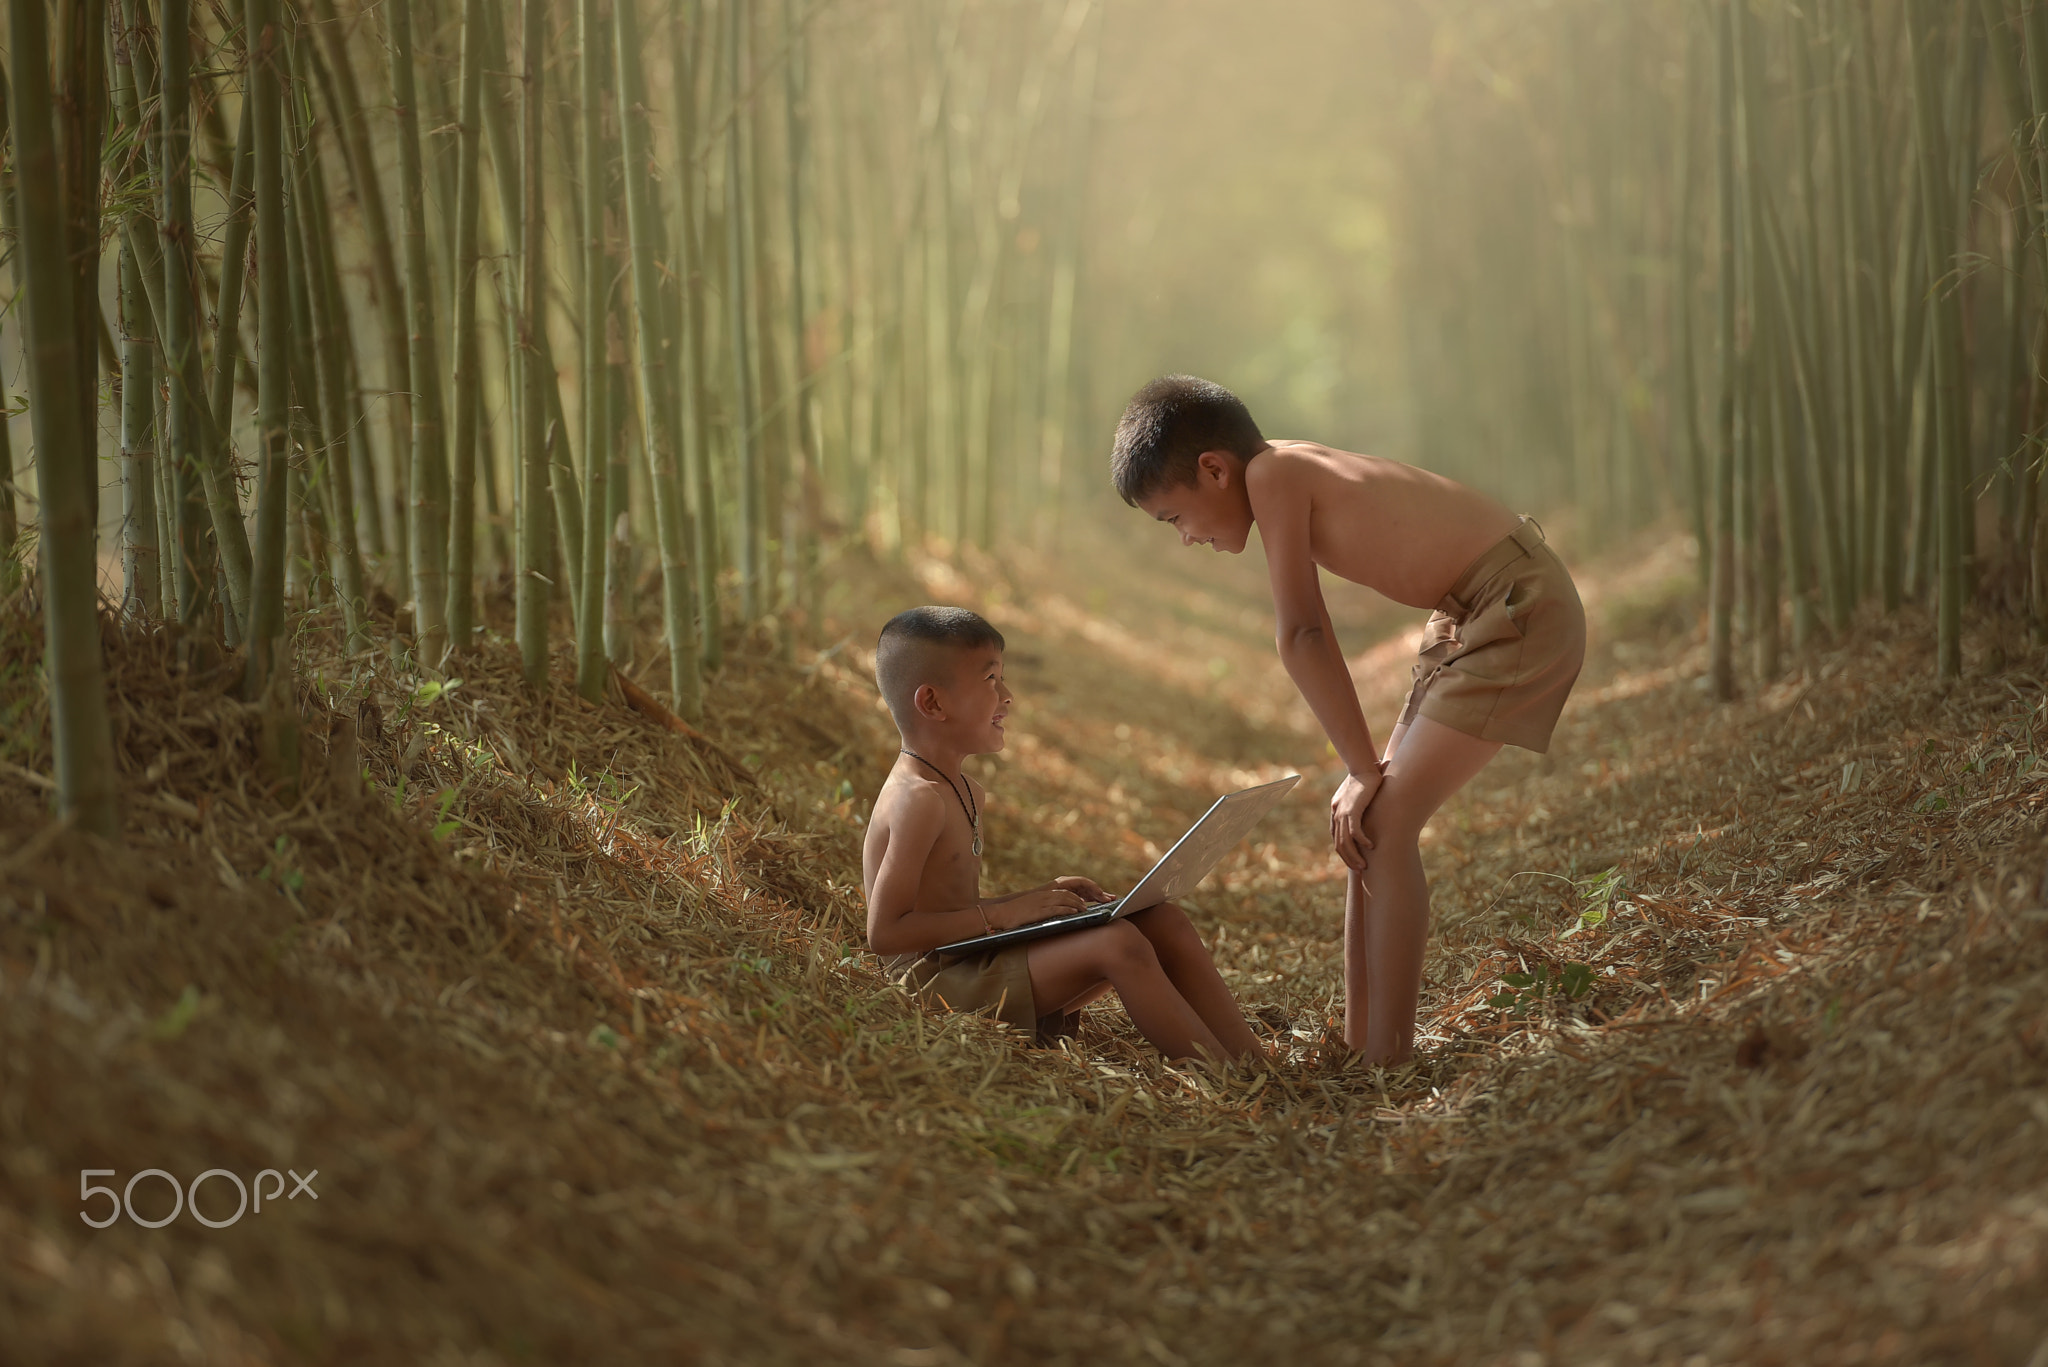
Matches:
[1330,770,1381,871]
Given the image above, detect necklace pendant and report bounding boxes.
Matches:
[971,830,983,857]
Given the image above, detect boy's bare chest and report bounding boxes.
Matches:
[1307,502,1520,611]
[915,825,981,911]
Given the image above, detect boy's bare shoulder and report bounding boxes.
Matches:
[874,767,947,818]
[1243,439,1323,498]
[1244,441,1377,510]
[865,770,947,877]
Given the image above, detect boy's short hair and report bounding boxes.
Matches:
[1110,375,1265,506]
[875,606,1005,729]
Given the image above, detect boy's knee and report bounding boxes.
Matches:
[1132,902,1199,944]
[1360,789,1428,848]
[1098,920,1160,971]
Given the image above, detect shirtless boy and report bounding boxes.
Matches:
[861,605,1263,1062]
[1111,376,1586,1065]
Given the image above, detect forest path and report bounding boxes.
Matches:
[4,525,2045,1366]
[824,520,2048,1364]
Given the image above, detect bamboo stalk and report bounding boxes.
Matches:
[0,400,16,569]
[445,0,485,648]
[573,0,610,700]
[207,94,254,456]
[288,30,368,649]
[727,0,762,620]
[0,65,15,570]
[823,62,872,545]
[388,0,451,662]
[516,0,551,687]
[245,0,293,694]
[619,0,703,717]
[156,0,248,639]
[533,7,588,630]
[8,0,119,837]
[117,224,162,620]
[2018,0,2048,626]
[1908,0,1966,679]
[1709,0,1739,702]
[473,0,526,594]
[1978,0,2031,580]
[308,0,413,593]
[152,372,177,614]
[1672,22,1709,587]
[922,31,958,555]
[473,0,583,638]
[282,112,326,612]
[473,216,514,579]
[1754,350,1783,681]
[111,3,161,620]
[56,0,107,538]
[743,0,791,626]
[1042,1,1096,547]
[1827,0,1877,605]
[1785,7,1849,635]
[669,0,721,669]
[1750,161,1827,651]
[784,0,821,624]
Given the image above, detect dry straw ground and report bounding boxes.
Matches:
[3,526,2046,1366]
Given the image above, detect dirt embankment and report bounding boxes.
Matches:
[3,531,2045,1366]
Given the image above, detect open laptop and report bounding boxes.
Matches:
[933,774,1300,957]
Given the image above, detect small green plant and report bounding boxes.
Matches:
[257,835,305,893]
[1488,961,1596,1015]
[1560,865,1623,939]
[430,786,464,841]
[413,678,462,707]
[152,984,202,1041]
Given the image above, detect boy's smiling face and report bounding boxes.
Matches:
[1136,450,1255,554]
[921,646,1013,754]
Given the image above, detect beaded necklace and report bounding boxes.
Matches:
[899,749,981,856]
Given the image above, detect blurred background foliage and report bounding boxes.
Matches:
[1,0,2039,829]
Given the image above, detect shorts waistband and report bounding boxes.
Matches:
[1438,516,1546,616]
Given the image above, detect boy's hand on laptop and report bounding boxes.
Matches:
[1330,770,1382,871]
[994,884,1092,928]
[1051,875,1114,904]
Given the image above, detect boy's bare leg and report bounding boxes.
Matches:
[1026,922,1225,1061]
[1123,903,1264,1058]
[1347,714,1501,1063]
[1381,720,1410,765]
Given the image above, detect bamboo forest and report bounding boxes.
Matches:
[4,0,2046,1362]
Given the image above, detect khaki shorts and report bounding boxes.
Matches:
[896,945,1038,1033]
[1398,517,1585,754]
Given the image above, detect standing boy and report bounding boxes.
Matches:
[861,606,1264,1063]
[1111,376,1585,1065]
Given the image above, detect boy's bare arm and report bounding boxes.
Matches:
[1250,455,1383,870]
[865,787,1089,954]
[1250,458,1381,777]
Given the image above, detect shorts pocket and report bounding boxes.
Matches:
[1449,586,1525,658]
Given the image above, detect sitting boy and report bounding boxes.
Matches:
[861,605,1263,1063]
[1111,376,1586,1066]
